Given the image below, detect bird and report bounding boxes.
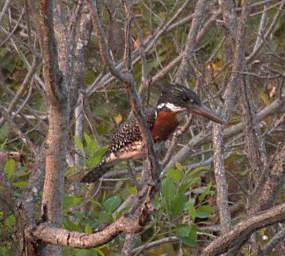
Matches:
[81,83,223,183]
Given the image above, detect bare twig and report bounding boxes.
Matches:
[261,226,285,255]
[202,202,285,256]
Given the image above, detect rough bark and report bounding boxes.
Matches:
[39,0,70,255]
[202,202,285,256]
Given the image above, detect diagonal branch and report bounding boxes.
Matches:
[175,0,209,84]
[27,185,154,249]
[202,202,285,256]
[0,105,37,155]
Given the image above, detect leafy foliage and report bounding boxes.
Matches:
[0,0,285,255]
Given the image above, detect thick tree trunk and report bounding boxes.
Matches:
[41,104,69,255]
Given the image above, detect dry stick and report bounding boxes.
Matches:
[86,0,192,95]
[0,105,37,155]
[0,82,48,132]
[0,0,10,24]
[17,146,46,256]
[202,202,285,256]
[0,57,38,128]
[74,93,84,194]
[260,226,285,255]
[28,185,153,248]
[252,2,268,54]
[243,2,285,253]
[241,74,266,181]
[247,0,285,62]
[72,7,92,195]
[152,8,221,87]
[85,0,274,95]
[204,141,285,255]
[250,141,285,213]
[175,0,209,84]
[122,234,136,256]
[0,7,25,48]
[213,1,249,236]
[132,236,179,255]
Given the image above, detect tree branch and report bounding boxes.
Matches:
[202,202,285,256]
[175,0,209,84]
[28,185,154,249]
[39,0,65,105]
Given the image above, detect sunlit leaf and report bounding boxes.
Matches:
[74,136,84,154]
[166,166,183,183]
[4,159,16,180]
[114,114,123,124]
[13,181,27,188]
[84,224,93,234]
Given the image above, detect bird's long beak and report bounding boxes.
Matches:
[191,104,224,124]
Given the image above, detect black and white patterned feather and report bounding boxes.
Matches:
[81,108,155,183]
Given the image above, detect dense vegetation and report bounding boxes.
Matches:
[0,0,285,255]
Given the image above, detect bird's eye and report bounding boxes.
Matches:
[190,98,195,103]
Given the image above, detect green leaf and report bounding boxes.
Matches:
[4,214,15,227]
[98,211,113,224]
[161,177,176,209]
[175,162,183,171]
[187,166,206,177]
[83,132,92,146]
[185,201,196,221]
[169,192,187,218]
[103,196,122,213]
[84,224,93,234]
[198,183,213,203]
[0,123,10,142]
[176,224,191,237]
[196,205,213,219]
[166,166,183,183]
[74,136,84,154]
[184,177,201,191]
[84,133,98,157]
[63,195,82,209]
[176,224,197,247]
[63,218,81,231]
[13,181,27,188]
[128,186,137,195]
[87,147,107,168]
[4,159,16,179]
[153,193,161,210]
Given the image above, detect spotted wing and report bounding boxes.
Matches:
[80,108,155,183]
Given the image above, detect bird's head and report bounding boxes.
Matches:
[157,83,224,124]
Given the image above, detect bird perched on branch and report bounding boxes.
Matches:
[81,83,223,183]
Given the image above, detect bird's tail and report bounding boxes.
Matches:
[80,161,111,183]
